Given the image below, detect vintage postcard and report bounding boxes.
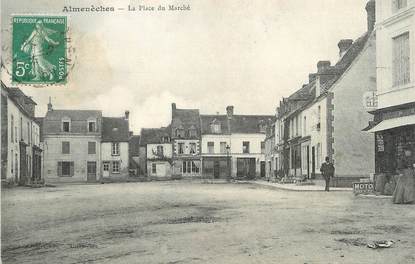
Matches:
[1,0,415,263]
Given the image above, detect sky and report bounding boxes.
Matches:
[1,0,370,133]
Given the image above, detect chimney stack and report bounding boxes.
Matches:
[365,0,376,32]
[317,61,331,73]
[338,39,353,58]
[125,110,130,120]
[226,105,234,119]
[47,96,53,111]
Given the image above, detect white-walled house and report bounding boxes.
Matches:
[200,106,273,179]
[366,0,415,175]
[141,127,172,179]
[101,114,130,182]
[1,83,42,185]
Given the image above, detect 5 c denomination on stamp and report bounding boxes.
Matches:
[12,15,67,85]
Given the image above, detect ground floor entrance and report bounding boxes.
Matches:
[236,158,256,179]
[173,158,201,178]
[202,157,229,179]
[87,161,97,182]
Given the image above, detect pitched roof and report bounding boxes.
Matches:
[200,114,274,134]
[129,135,141,156]
[172,108,201,129]
[1,82,37,118]
[44,109,102,120]
[140,127,171,145]
[102,117,129,142]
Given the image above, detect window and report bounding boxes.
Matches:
[211,123,221,133]
[15,126,17,142]
[189,129,197,138]
[161,136,170,143]
[394,0,407,11]
[10,115,13,142]
[112,142,120,155]
[189,143,197,154]
[393,32,410,87]
[62,141,70,154]
[112,161,120,173]
[182,161,200,174]
[157,145,164,156]
[152,163,157,174]
[62,121,70,132]
[103,162,110,171]
[242,141,250,153]
[176,128,185,138]
[261,141,265,154]
[27,121,30,144]
[178,142,184,154]
[303,116,307,135]
[58,161,74,177]
[88,121,96,132]
[207,142,214,154]
[220,142,227,154]
[88,142,96,154]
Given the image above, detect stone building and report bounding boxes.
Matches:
[1,82,42,185]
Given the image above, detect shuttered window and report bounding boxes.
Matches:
[58,161,74,177]
[393,32,410,87]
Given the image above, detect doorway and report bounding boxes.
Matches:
[87,161,97,182]
[260,161,265,178]
[213,161,220,179]
[311,146,316,178]
[237,158,256,179]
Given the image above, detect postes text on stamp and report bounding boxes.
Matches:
[12,15,67,85]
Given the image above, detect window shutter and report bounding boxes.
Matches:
[70,162,74,176]
[58,162,62,176]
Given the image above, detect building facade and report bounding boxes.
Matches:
[170,103,202,178]
[1,83,42,185]
[366,0,415,175]
[42,104,102,183]
[201,106,273,179]
[101,113,130,182]
[141,127,172,179]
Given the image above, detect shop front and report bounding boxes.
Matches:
[202,156,230,179]
[366,103,415,195]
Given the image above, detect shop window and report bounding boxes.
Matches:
[152,163,157,174]
[208,142,214,154]
[393,32,410,87]
[62,141,70,154]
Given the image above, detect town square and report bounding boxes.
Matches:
[1,0,415,263]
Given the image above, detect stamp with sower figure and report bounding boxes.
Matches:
[12,15,67,85]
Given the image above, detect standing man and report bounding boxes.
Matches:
[320,156,335,191]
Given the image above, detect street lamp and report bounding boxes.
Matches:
[226,144,231,182]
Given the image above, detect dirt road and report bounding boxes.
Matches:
[1,181,414,263]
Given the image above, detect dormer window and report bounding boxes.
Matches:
[176,127,185,138]
[62,117,71,132]
[161,136,170,143]
[88,119,96,132]
[188,126,197,137]
[210,120,221,134]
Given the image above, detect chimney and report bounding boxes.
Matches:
[226,105,234,119]
[338,39,353,58]
[47,97,53,111]
[317,61,331,73]
[125,110,130,120]
[365,0,376,32]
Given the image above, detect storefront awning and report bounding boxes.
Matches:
[367,115,415,133]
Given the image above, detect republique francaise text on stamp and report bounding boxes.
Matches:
[12,15,67,85]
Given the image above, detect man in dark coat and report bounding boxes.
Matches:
[320,156,335,191]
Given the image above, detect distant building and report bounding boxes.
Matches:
[200,106,273,179]
[42,104,102,183]
[101,113,130,182]
[170,103,201,178]
[140,127,172,179]
[1,82,42,185]
[365,0,415,174]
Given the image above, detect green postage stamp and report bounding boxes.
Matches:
[12,15,67,85]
